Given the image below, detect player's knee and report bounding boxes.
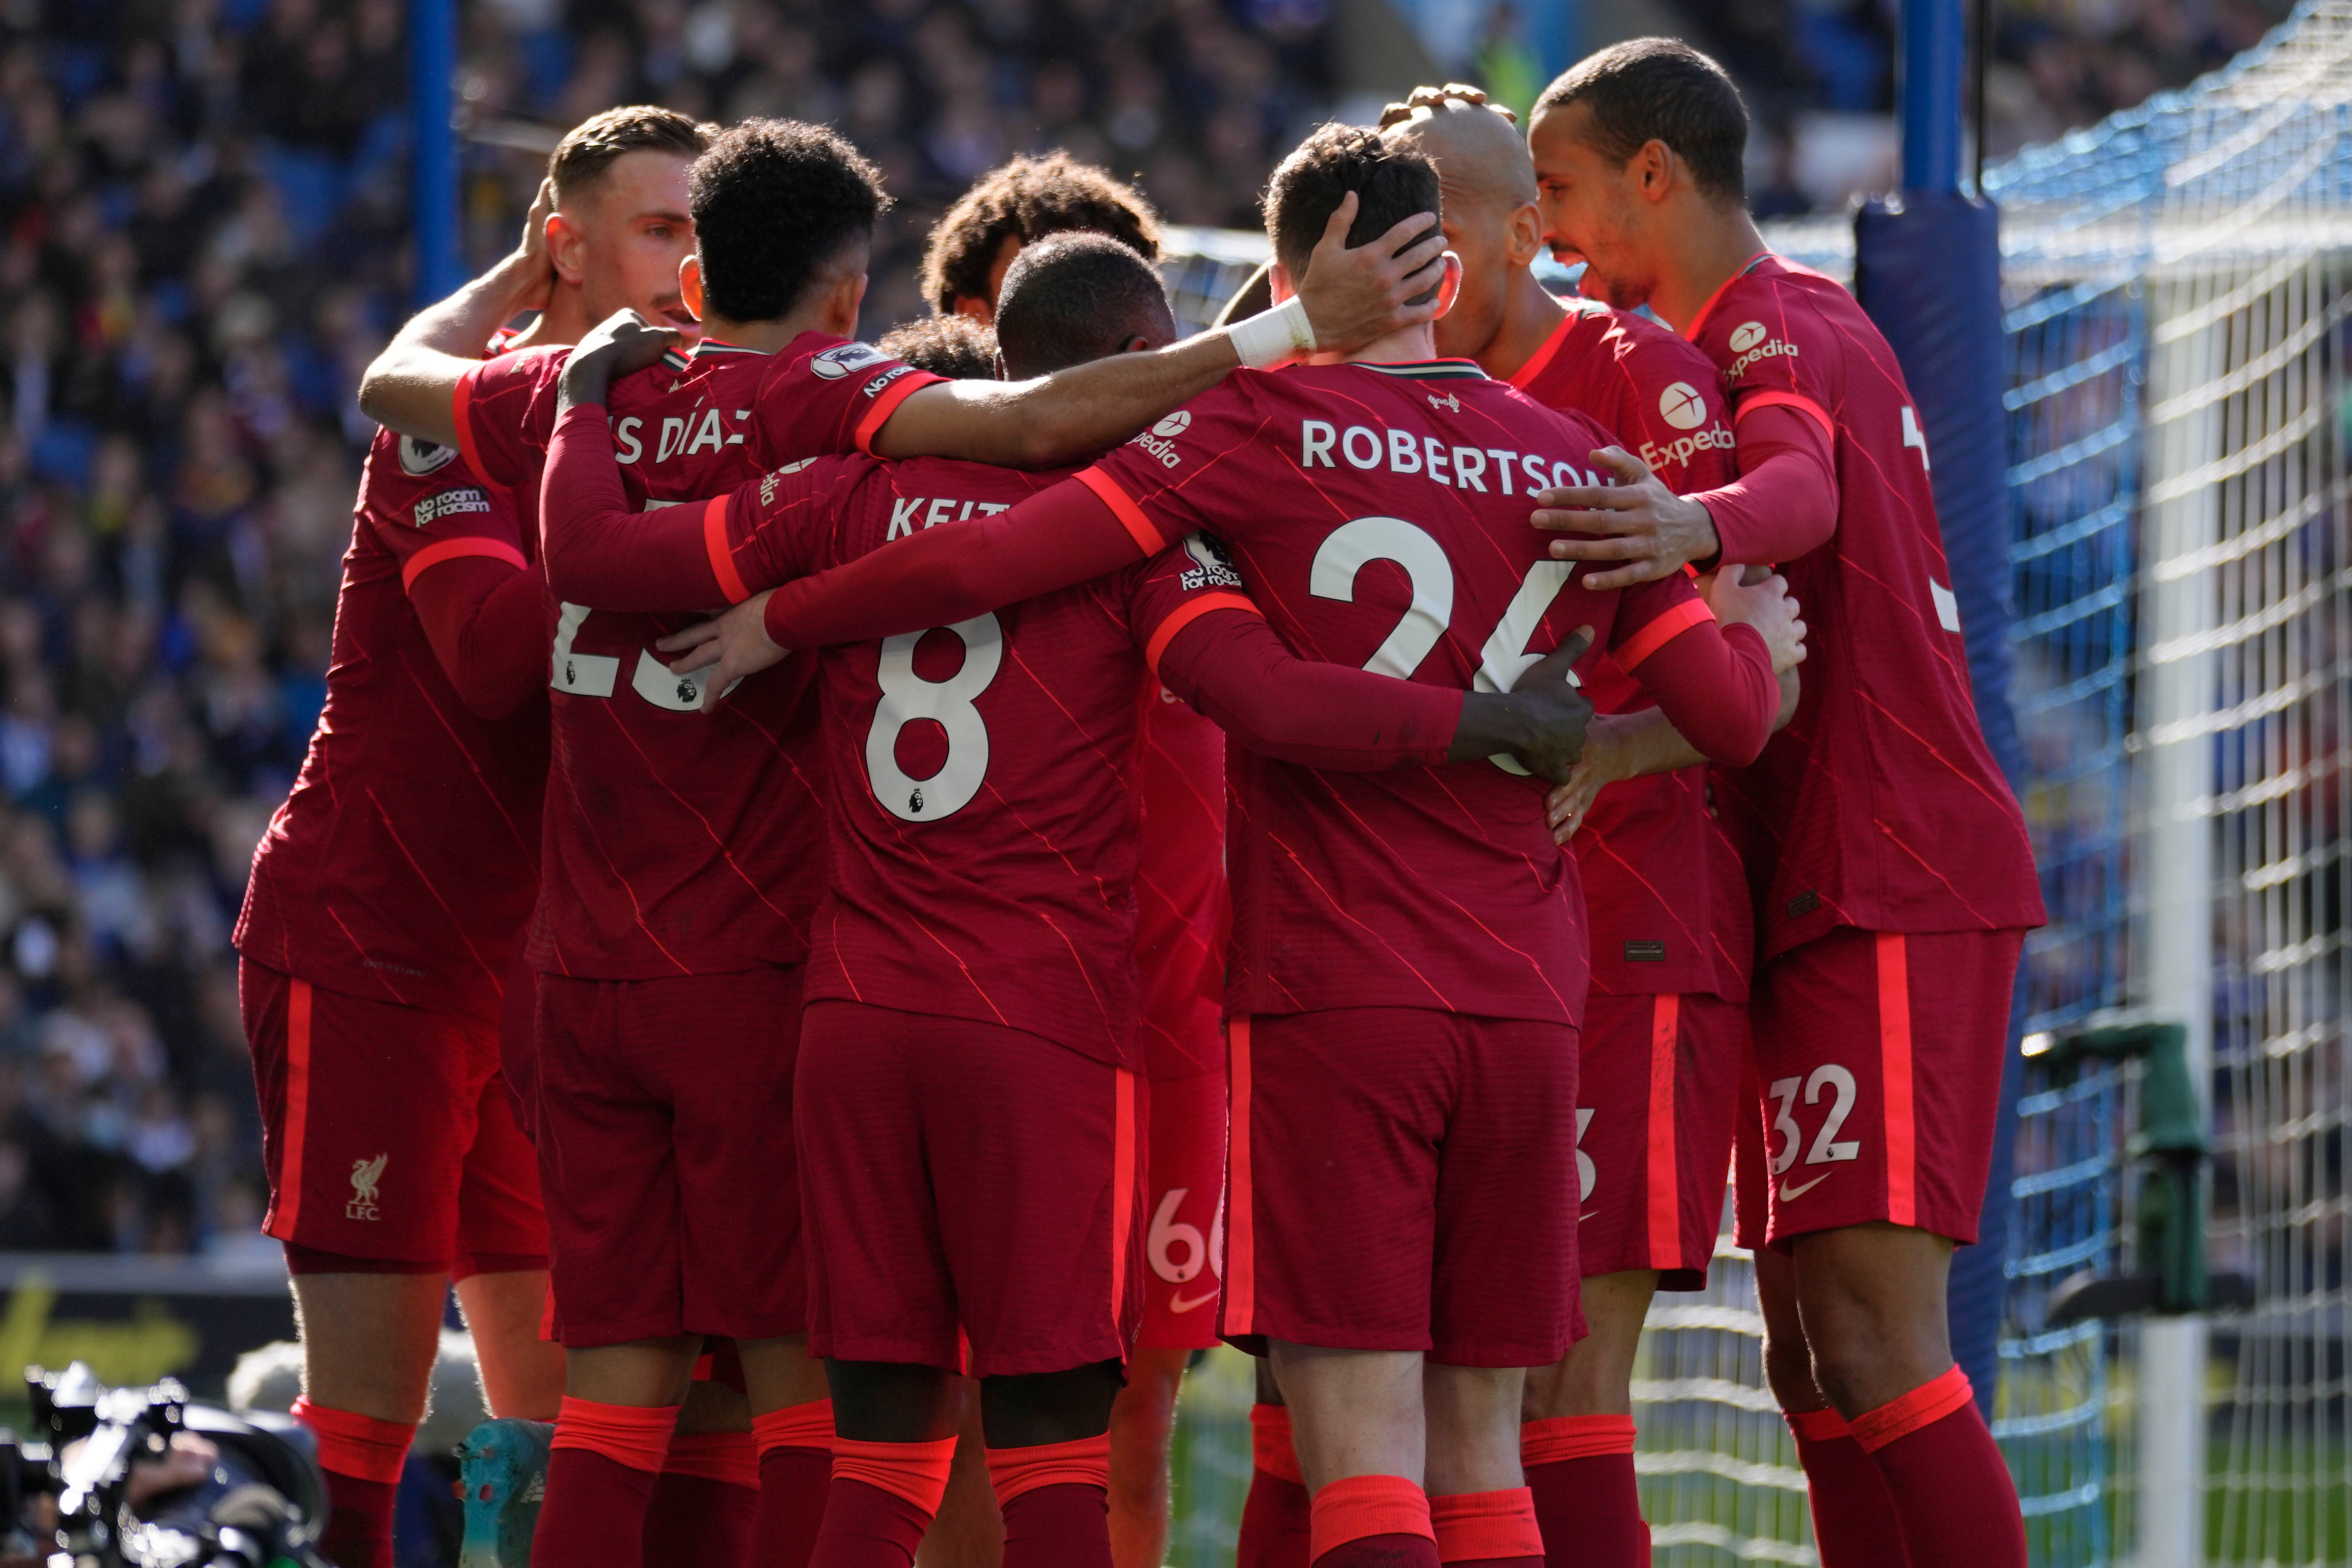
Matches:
[979,1361,1123,1448]
[827,1359,963,1443]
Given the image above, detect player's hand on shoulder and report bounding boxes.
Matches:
[1705,566,1807,674]
[1545,713,1637,845]
[1533,446,1723,589]
[658,589,788,711]
[558,309,682,409]
[1293,191,1452,351]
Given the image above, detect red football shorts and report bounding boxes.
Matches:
[241,959,546,1271]
[1576,992,1744,1288]
[1223,1009,1582,1367]
[1136,1066,1226,1351]
[1747,927,2026,1248]
[534,966,805,1347]
[797,1000,1144,1378]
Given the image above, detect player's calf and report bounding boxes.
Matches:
[287,1267,447,1568]
[1519,1270,1654,1568]
[1106,1347,1190,1568]
[530,1335,700,1568]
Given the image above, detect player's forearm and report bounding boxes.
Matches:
[1630,623,1780,764]
[871,330,1241,469]
[1157,612,1459,771]
[1581,664,1800,785]
[763,479,1143,650]
[539,404,723,610]
[1700,408,1839,565]
[358,252,546,446]
[411,557,550,720]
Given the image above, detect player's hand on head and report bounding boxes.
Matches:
[1532,447,1724,590]
[1501,625,1596,784]
[657,589,789,711]
[559,310,680,408]
[1706,569,1807,674]
[510,177,557,313]
[1294,192,1451,350]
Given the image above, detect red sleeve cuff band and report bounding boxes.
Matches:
[1073,467,1167,555]
[402,535,528,592]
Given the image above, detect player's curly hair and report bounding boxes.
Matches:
[1532,39,1748,203]
[877,314,1000,381]
[993,232,1175,378]
[546,106,712,205]
[919,153,1162,316]
[1263,124,1442,300]
[690,119,890,324]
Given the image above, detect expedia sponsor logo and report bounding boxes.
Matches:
[1657,381,1708,430]
[862,363,917,398]
[1728,320,1767,352]
[397,434,458,476]
[810,342,889,380]
[759,457,817,507]
[1727,333,1799,381]
[1130,409,1190,468]
[413,487,492,527]
[1637,427,1734,472]
[1177,532,1241,591]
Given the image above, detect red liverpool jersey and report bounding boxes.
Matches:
[1132,695,1228,1078]
[711,453,1259,1069]
[236,428,546,1023]
[454,334,940,979]
[1079,359,1723,1027]
[1688,255,2044,956]
[1511,297,1753,1002]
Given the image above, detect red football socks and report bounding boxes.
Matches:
[290,1398,413,1568]
[643,1430,759,1568]
[1849,1370,2024,1568]
[754,1399,840,1568]
[1430,1487,1542,1568]
[988,1435,1114,1568]
[534,1397,681,1568]
[1309,1473,1439,1568]
[1238,1404,1312,1568]
[809,1436,959,1568]
[1785,1405,1911,1568]
[1521,1414,1646,1568]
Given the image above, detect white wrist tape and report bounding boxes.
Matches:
[1229,294,1318,370]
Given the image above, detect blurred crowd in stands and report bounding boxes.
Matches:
[0,0,2294,1258]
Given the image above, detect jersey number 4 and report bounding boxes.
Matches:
[866,613,1004,823]
[1312,514,1576,775]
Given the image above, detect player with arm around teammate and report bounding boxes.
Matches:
[912,155,1231,1568]
[1523,41,2046,1568]
[537,229,1603,1568]
[660,125,1800,1568]
[1369,88,1799,1568]
[228,107,708,1568]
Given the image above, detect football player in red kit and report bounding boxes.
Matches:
[233,107,706,1568]
[1524,40,2046,1568]
[913,156,1229,1568]
[660,127,1799,1568]
[536,232,1605,1568]
[359,118,1451,1568]
[1366,91,1782,1568]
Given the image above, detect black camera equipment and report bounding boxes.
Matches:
[0,1361,333,1568]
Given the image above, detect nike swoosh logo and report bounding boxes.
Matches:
[1169,1288,1218,1313]
[1779,1173,1832,1202]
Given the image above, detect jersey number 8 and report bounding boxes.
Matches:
[866,613,1004,823]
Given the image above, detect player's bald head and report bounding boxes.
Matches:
[1383,99,1539,218]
